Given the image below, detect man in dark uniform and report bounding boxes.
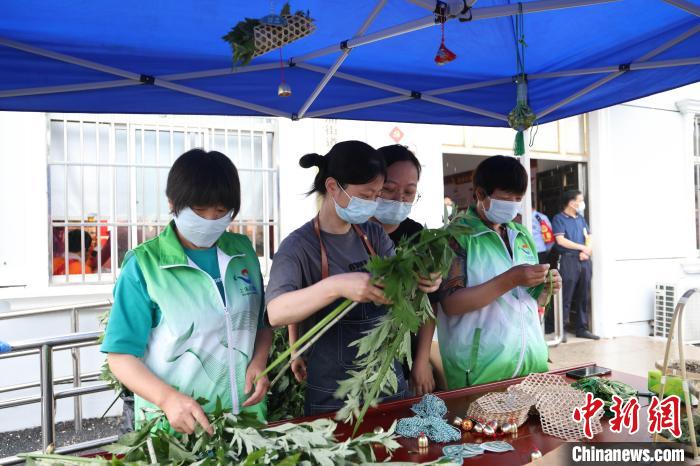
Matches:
[552,190,599,340]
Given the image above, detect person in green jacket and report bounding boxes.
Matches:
[101,149,272,434]
[438,155,562,389]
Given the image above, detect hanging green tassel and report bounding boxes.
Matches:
[507,9,536,157]
[508,79,536,157]
[513,130,525,156]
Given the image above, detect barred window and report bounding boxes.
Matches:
[48,116,278,284]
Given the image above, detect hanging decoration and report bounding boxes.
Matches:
[434,2,457,65]
[222,2,315,66]
[507,5,536,156]
[277,47,292,97]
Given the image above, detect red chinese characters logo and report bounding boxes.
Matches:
[647,395,681,438]
[572,392,604,439]
[609,395,640,434]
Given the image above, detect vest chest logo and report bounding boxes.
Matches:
[234,268,258,296]
[518,242,534,258]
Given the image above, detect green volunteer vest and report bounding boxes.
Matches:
[438,206,549,389]
[128,222,266,427]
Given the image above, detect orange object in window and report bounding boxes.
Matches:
[53,255,94,275]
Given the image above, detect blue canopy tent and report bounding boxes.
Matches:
[1,0,698,125]
[1,0,699,224]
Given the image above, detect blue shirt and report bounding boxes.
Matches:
[531,211,553,253]
[552,212,589,255]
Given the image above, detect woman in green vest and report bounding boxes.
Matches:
[438,155,562,389]
[101,149,271,434]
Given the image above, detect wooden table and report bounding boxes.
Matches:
[285,363,654,465]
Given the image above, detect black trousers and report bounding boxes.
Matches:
[559,253,592,332]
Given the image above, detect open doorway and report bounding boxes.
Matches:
[443,153,589,225]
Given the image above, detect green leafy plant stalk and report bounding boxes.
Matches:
[335,216,472,434]
[21,399,457,466]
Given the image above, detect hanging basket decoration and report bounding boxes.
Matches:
[222,2,316,66]
[508,79,537,156]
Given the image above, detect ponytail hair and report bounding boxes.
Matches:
[299,140,385,195]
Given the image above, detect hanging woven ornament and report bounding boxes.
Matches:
[222,2,315,66]
[507,6,536,156]
[434,2,457,65]
[508,78,536,156]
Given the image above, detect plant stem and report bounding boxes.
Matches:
[352,325,405,436]
[255,299,353,383]
[269,302,359,388]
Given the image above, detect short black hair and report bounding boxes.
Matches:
[377,144,422,179]
[473,155,528,198]
[299,140,385,195]
[68,229,92,253]
[166,149,241,217]
[563,189,582,208]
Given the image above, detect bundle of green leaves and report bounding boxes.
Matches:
[570,377,638,416]
[335,217,472,433]
[22,400,407,466]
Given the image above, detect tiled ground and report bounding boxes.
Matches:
[548,334,700,378]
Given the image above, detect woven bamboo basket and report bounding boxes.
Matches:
[253,14,315,58]
[466,391,534,427]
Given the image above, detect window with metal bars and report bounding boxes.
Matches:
[47,116,279,284]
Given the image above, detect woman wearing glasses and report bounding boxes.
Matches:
[265,141,441,416]
[373,144,445,395]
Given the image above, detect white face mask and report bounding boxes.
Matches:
[334,186,378,224]
[481,197,521,224]
[374,198,413,225]
[174,207,232,248]
[576,201,586,215]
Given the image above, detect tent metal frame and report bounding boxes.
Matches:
[0,0,698,123]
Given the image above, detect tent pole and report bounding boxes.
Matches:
[292,0,618,65]
[529,56,700,80]
[0,79,138,98]
[421,95,508,121]
[663,0,700,17]
[521,128,533,235]
[305,96,411,118]
[297,0,388,119]
[538,72,621,118]
[297,62,408,94]
[159,63,281,81]
[425,78,513,95]
[298,62,508,120]
[538,23,700,118]
[154,80,291,118]
[0,36,290,117]
[0,37,141,80]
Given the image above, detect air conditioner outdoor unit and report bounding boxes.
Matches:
[654,281,700,344]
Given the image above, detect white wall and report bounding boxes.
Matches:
[588,83,700,338]
[0,113,120,432]
[275,118,445,237]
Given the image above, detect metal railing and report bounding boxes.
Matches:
[0,331,115,466]
[0,301,114,465]
[546,291,565,347]
[0,300,111,431]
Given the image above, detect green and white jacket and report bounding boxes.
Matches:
[438,207,548,389]
[129,224,265,425]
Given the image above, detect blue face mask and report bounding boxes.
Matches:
[374,198,413,225]
[334,186,378,224]
[174,207,232,248]
[482,197,521,225]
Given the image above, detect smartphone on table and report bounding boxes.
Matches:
[566,365,612,379]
